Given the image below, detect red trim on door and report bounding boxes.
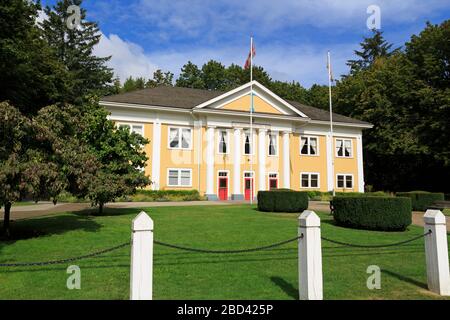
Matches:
[244,178,254,201]
[269,178,278,190]
[218,177,228,201]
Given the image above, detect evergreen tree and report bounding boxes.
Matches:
[201,60,227,90]
[146,69,174,88]
[347,30,398,74]
[176,61,205,88]
[40,0,114,104]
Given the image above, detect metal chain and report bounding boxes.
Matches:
[321,230,432,248]
[154,235,303,254]
[0,241,131,267]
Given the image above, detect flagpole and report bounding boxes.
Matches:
[250,36,254,205]
[327,51,335,197]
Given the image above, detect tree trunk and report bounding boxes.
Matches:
[99,202,104,215]
[3,201,12,238]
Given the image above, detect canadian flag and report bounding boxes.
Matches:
[244,42,256,69]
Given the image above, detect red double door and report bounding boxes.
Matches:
[218,177,228,201]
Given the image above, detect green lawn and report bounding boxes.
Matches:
[0,204,448,300]
[443,208,450,216]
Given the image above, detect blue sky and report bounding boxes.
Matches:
[41,0,450,87]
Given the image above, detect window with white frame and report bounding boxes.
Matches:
[169,127,192,149]
[268,133,278,156]
[337,174,353,189]
[268,173,278,190]
[218,129,228,154]
[118,123,144,136]
[301,173,319,188]
[300,136,318,155]
[167,169,192,187]
[244,130,253,155]
[336,138,352,158]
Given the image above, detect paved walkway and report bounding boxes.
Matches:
[2,200,449,231]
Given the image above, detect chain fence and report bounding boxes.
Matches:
[0,230,434,267]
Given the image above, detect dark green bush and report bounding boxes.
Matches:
[257,190,308,213]
[119,189,202,202]
[396,191,444,211]
[332,196,412,231]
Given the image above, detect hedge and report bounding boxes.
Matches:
[118,189,202,202]
[257,189,308,212]
[332,196,412,231]
[396,191,444,211]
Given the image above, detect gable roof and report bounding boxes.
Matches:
[100,84,371,127]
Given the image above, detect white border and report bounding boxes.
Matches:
[167,126,193,150]
[336,173,354,190]
[267,172,279,189]
[267,132,279,157]
[217,129,230,155]
[299,135,320,157]
[335,138,353,158]
[217,170,230,199]
[242,170,255,199]
[300,172,321,189]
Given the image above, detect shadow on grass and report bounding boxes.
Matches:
[0,213,102,244]
[382,269,427,289]
[270,276,298,299]
[74,207,141,217]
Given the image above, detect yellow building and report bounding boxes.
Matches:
[100,81,372,200]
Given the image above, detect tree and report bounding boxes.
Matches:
[269,80,309,105]
[306,84,330,110]
[201,60,228,90]
[347,29,398,75]
[146,69,174,88]
[176,61,205,88]
[40,0,114,105]
[0,102,98,236]
[122,76,145,93]
[0,0,71,114]
[80,100,151,214]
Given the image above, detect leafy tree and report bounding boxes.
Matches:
[80,100,151,214]
[306,84,330,110]
[146,69,174,88]
[122,76,145,93]
[347,30,398,75]
[0,0,70,114]
[269,80,309,105]
[176,61,205,88]
[40,0,114,104]
[201,60,227,90]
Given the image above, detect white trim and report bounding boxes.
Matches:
[166,168,193,187]
[335,138,353,158]
[217,170,230,199]
[194,81,309,118]
[242,171,255,199]
[282,131,290,189]
[205,127,215,195]
[151,118,161,190]
[300,172,321,189]
[216,128,230,155]
[258,128,267,191]
[167,126,193,150]
[356,135,365,193]
[193,108,309,123]
[299,135,320,157]
[336,173,354,190]
[116,122,145,136]
[309,119,373,129]
[232,128,242,196]
[267,131,279,157]
[243,129,255,156]
[267,172,279,190]
[326,134,334,192]
[101,101,191,114]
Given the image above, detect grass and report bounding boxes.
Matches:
[0,204,448,300]
[443,209,450,216]
[12,202,39,207]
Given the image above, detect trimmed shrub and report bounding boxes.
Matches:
[118,189,202,202]
[257,190,308,213]
[332,196,412,231]
[396,191,444,211]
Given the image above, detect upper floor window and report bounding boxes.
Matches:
[300,136,318,155]
[336,138,352,158]
[169,127,192,149]
[118,123,144,136]
[337,174,353,189]
[218,129,228,154]
[244,131,253,155]
[268,133,278,156]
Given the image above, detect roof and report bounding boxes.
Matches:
[101,85,371,126]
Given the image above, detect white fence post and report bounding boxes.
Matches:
[424,209,450,296]
[130,211,153,300]
[298,210,323,300]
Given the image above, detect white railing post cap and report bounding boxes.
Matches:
[299,210,321,227]
[424,210,446,225]
[132,211,154,232]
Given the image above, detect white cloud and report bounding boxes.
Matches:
[94,33,159,82]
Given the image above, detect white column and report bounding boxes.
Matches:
[298,210,323,300]
[356,135,365,193]
[205,126,216,199]
[151,118,161,190]
[326,134,334,192]
[424,210,450,296]
[282,131,290,189]
[258,128,267,191]
[130,211,153,300]
[232,128,242,199]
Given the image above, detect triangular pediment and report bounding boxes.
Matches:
[194,81,308,117]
